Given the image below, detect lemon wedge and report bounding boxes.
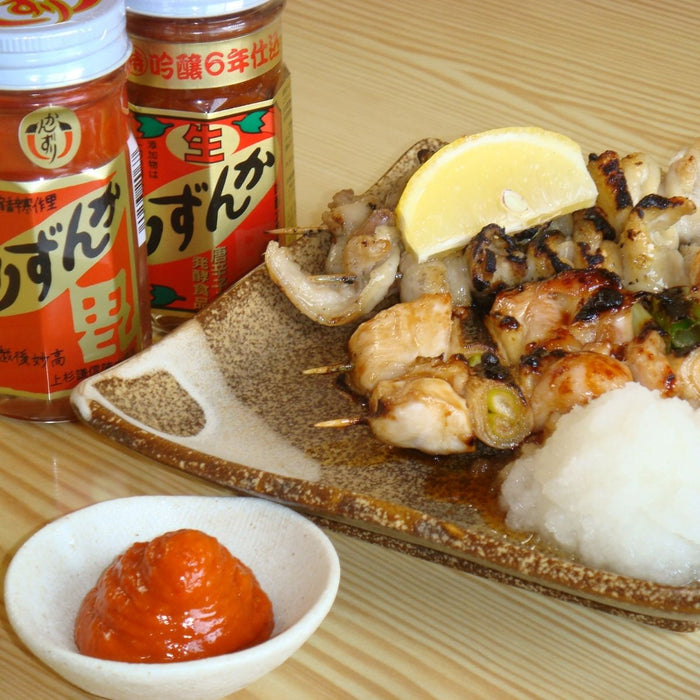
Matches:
[396,126,598,261]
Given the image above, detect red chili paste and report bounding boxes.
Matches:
[74,528,274,663]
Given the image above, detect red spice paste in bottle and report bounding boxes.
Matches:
[74,528,274,662]
[0,0,151,422]
[126,0,296,331]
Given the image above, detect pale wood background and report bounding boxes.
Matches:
[2,0,700,698]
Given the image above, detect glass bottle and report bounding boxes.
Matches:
[126,0,296,332]
[0,0,151,422]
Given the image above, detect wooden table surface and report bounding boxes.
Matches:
[2,0,700,698]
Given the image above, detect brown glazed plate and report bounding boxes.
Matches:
[71,140,700,632]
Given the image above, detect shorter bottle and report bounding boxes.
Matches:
[126,0,296,331]
[0,0,151,422]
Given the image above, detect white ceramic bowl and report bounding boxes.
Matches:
[5,495,340,700]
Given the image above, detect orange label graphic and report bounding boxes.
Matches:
[0,0,102,26]
[19,106,81,169]
[131,74,294,312]
[0,150,143,400]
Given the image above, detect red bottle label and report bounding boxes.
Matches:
[0,148,145,400]
[131,73,295,313]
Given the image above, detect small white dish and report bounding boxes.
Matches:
[4,495,340,700]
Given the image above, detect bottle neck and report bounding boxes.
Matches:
[126,0,285,43]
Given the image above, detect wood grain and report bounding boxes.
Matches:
[2,0,700,697]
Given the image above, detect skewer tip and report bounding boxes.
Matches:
[314,416,364,428]
[265,225,330,236]
[303,363,353,375]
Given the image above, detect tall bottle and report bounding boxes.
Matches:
[126,0,296,332]
[0,0,151,422]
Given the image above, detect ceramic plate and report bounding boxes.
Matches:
[71,140,700,632]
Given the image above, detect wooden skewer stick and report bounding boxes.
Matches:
[314,417,364,428]
[310,274,357,283]
[302,362,353,375]
[265,225,329,236]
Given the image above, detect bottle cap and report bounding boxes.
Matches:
[126,0,270,19]
[0,0,131,90]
